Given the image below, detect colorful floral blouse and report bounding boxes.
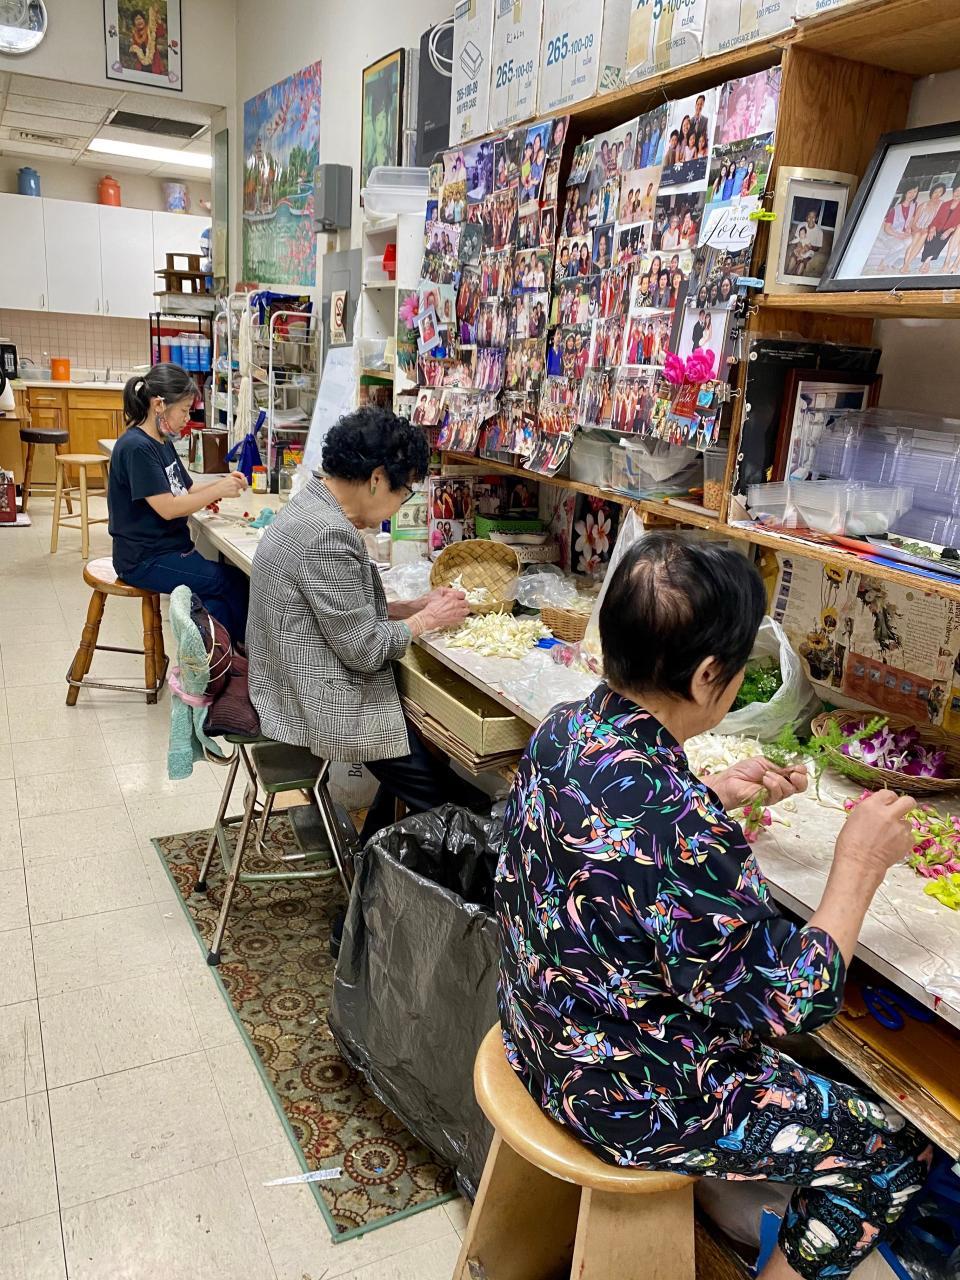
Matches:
[495,685,846,1162]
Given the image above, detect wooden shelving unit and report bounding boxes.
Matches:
[759,290,960,320]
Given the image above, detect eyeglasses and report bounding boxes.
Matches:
[399,484,415,502]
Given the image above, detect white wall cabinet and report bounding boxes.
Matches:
[99,205,156,319]
[152,212,209,269]
[0,193,49,312]
[43,199,103,317]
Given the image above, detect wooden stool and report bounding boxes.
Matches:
[455,1027,697,1280]
[51,454,109,559]
[66,558,168,706]
[19,427,74,515]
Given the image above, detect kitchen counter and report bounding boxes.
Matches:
[14,378,129,391]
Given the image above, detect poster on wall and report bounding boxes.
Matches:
[361,50,405,193]
[104,0,182,90]
[242,61,322,287]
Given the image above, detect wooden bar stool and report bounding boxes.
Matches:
[50,453,109,559]
[19,427,73,514]
[455,1027,697,1280]
[65,558,168,706]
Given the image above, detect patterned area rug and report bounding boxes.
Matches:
[152,818,455,1242]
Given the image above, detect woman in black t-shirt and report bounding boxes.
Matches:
[108,365,249,642]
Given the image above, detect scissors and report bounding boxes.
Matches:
[862,984,936,1031]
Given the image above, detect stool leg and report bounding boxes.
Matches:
[66,589,106,706]
[78,464,90,560]
[570,1183,696,1280]
[206,778,258,966]
[196,749,243,893]
[55,444,73,515]
[142,593,159,702]
[50,461,64,554]
[21,443,34,514]
[150,595,167,685]
[453,1134,579,1280]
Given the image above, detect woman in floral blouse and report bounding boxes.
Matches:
[496,535,932,1280]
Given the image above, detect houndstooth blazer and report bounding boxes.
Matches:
[246,476,411,763]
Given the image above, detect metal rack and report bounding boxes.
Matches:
[265,308,322,487]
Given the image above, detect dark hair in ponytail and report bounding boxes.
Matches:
[123,363,195,427]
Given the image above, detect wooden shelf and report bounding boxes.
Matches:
[442,450,632,503]
[760,290,960,320]
[793,0,960,77]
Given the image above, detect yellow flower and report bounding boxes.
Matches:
[824,566,843,585]
[821,608,838,632]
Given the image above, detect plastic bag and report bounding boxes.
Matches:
[716,616,821,741]
[508,567,580,610]
[380,561,432,602]
[328,806,501,1198]
[580,507,647,671]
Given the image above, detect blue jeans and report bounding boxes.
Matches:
[123,549,249,644]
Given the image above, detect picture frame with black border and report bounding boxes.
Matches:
[768,166,857,292]
[773,370,882,481]
[819,121,960,292]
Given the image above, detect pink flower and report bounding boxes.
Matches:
[685,348,717,383]
[399,292,420,327]
[663,352,685,386]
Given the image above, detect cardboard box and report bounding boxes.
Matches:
[489,0,543,131]
[450,0,495,145]
[704,0,791,55]
[598,0,631,93]
[538,0,604,113]
[626,0,708,81]
[396,646,532,755]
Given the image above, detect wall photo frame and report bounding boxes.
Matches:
[819,121,960,292]
[768,167,857,291]
[104,0,182,90]
[361,49,405,194]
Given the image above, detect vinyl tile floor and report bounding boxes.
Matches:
[0,501,467,1280]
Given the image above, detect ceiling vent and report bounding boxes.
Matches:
[109,110,205,140]
[11,128,69,147]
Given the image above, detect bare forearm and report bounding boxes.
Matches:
[387,597,424,621]
[808,858,884,967]
[149,482,222,520]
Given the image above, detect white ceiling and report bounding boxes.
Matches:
[0,72,216,177]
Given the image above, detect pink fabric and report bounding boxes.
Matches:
[169,667,213,708]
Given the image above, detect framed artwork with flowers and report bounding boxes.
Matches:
[104,0,182,90]
[573,495,620,579]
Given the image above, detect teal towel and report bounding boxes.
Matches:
[167,585,224,780]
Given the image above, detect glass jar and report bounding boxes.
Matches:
[278,464,297,502]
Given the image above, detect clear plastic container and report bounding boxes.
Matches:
[893,509,960,548]
[746,481,793,524]
[609,440,700,498]
[569,433,611,488]
[702,446,728,511]
[363,166,429,215]
[792,481,914,537]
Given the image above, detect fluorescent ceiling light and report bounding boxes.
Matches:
[87,137,212,169]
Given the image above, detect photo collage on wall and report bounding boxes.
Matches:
[412,66,781,466]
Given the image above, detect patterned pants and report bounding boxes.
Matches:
[646,1055,933,1279]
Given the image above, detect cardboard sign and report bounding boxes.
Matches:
[330,289,348,345]
[450,0,495,146]
[538,0,604,112]
[488,0,543,131]
[704,0,791,55]
[598,0,631,92]
[626,0,708,82]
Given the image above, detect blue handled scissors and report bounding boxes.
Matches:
[862,984,936,1030]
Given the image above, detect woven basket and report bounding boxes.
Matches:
[541,603,593,643]
[810,710,960,795]
[430,540,520,614]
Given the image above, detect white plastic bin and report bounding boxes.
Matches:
[363,166,429,216]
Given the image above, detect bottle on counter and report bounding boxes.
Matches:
[251,465,268,493]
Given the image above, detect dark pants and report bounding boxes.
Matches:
[359,720,489,845]
[123,549,249,645]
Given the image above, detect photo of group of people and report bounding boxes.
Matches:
[862,153,960,278]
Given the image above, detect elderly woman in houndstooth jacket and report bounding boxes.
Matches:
[246,406,486,845]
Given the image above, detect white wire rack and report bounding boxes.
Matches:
[266,309,322,483]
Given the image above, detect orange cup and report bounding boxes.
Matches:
[51,358,71,382]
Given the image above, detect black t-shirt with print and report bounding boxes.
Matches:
[108,426,194,577]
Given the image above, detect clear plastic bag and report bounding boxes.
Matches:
[580,508,647,671]
[716,616,822,742]
[508,567,581,610]
[380,561,432,602]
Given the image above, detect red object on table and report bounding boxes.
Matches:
[382,242,397,280]
[0,473,17,523]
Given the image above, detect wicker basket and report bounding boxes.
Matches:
[540,602,593,643]
[430,540,521,614]
[810,710,960,796]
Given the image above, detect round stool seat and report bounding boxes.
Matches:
[474,1026,693,1196]
[56,454,108,467]
[83,557,153,599]
[20,427,69,446]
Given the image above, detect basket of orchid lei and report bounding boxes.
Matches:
[809,711,960,795]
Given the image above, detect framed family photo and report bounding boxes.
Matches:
[104,0,182,90]
[820,121,960,291]
[769,167,857,290]
[773,370,882,481]
[361,49,404,193]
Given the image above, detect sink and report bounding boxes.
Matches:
[19,367,51,381]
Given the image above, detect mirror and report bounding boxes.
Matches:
[0,0,47,54]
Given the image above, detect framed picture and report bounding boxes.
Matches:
[769,167,857,290]
[104,0,182,90]
[773,370,882,481]
[361,49,404,194]
[820,121,960,291]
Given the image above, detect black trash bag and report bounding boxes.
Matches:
[328,805,501,1199]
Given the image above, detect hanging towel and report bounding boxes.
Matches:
[167,585,224,779]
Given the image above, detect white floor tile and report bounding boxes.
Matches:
[331,1234,462,1280]
[10,736,111,780]
[0,744,12,780]
[114,757,223,801]
[0,929,37,1007]
[176,963,244,1051]
[0,1001,44,1102]
[32,903,174,998]
[101,717,173,766]
[19,804,136,866]
[0,867,29,933]
[443,1196,471,1238]
[0,816,23,874]
[25,846,153,925]
[40,968,201,1089]
[0,1213,66,1280]
[48,1051,235,1208]
[15,766,123,820]
[125,789,225,844]
[206,1040,289,1157]
[0,1093,58,1229]
[61,1158,275,1280]
[0,643,79,690]
[240,1141,455,1280]
[5,692,99,744]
